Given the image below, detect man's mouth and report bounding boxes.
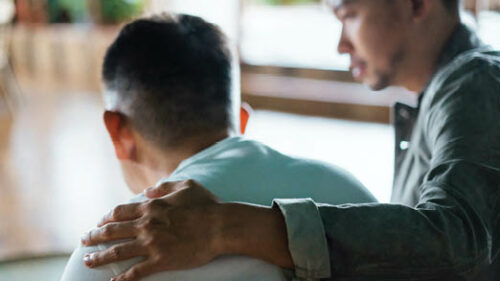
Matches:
[349,58,367,79]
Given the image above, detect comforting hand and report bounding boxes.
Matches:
[80,180,222,281]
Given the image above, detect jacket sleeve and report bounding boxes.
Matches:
[275,61,500,280]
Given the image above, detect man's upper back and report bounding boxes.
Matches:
[62,136,376,281]
[166,136,376,206]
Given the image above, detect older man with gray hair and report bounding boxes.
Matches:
[62,12,377,281]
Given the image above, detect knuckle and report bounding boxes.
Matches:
[184,179,197,187]
[101,225,114,238]
[150,198,163,208]
[141,218,157,232]
[150,253,162,264]
[84,231,94,244]
[143,236,156,248]
[143,223,154,232]
[109,246,121,259]
[111,205,122,220]
[144,199,159,211]
[144,199,166,214]
[150,239,167,256]
[156,182,168,192]
[127,267,141,279]
[90,252,102,265]
[149,229,163,241]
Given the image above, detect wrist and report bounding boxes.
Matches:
[209,202,248,256]
[208,202,294,269]
[207,202,231,257]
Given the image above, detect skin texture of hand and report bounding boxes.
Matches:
[81,179,293,281]
[80,180,222,280]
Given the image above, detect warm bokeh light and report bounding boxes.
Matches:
[1,0,499,280]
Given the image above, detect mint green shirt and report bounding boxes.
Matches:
[61,136,376,281]
[163,136,376,206]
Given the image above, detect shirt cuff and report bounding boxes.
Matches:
[273,198,331,280]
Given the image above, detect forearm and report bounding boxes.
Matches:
[318,191,492,278]
[212,202,294,269]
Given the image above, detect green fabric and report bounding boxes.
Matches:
[277,24,500,280]
[274,199,331,280]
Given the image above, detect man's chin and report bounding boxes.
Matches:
[351,71,390,91]
[368,83,389,91]
[364,75,391,91]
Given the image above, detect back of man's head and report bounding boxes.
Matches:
[102,13,234,148]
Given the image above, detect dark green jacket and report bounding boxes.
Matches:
[274,24,500,280]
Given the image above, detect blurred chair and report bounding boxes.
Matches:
[0,0,17,163]
[464,0,496,17]
[0,253,70,281]
[0,0,22,115]
[240,102,252,134]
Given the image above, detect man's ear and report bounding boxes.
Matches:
[240,103,252,135]
[410,0,432,22]
[103,111,137,161]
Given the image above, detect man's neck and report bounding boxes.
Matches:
[402,18,460,93]
[140,130,233,187]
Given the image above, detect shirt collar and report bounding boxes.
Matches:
[170,136,243,176]
[435,23,483,71]
[153,136,243,187]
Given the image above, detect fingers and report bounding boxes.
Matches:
[82,221,138,246]
[98,203,143,227]
[145,180,191,198]
[112,261,157,281]
[83,240,146,268]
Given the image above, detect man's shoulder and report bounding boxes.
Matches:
[193,137,289,168]
[451,48,499,76]
[217,137,355,178]
[418,48,500,149]
[432,47,500,92]
[222,137,280,156]
[174,137,376,204]
[424,47,500,112]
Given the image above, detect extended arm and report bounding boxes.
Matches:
[83,67,499,280]
[81,180,293,281]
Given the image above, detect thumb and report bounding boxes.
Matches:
[145,181,185,198]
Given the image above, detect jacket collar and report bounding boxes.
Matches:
[418,23,484,107]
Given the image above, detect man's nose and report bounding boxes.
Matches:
[337,27,353,54]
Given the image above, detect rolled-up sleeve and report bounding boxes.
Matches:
[273,198,331,280]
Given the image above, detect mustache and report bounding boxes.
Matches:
[350,56,366,66]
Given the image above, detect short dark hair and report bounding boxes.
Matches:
[102,13,233,147]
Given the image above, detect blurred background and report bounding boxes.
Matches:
[0,0,499,279]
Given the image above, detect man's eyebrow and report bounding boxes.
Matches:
[328,0,357,13]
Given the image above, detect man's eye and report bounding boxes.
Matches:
[337,6,357,21]
[342,11,356,19]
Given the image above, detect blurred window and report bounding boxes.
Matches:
[476,12,500,49]
[148,0,241,42]
[462,0,500,49]
[145,0,500,74]
[240,0,348,70]
[240,0,500,70]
